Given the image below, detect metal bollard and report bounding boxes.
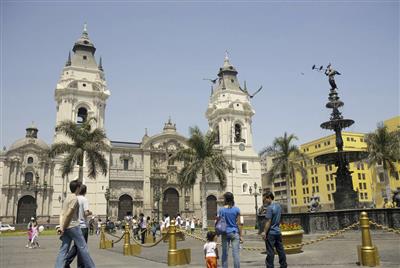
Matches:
[123,223,131,256]
[99,224,106,249]
[168,220,178,265]
[357,211,379,267]
[167,220,191,266]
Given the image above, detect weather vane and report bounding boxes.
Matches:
[312,63,341,90]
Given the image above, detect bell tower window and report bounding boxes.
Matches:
[234,123,245,143]
[77,107,88,123]
[214,125,220,144]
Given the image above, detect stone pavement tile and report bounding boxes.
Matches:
[1,230,399,268]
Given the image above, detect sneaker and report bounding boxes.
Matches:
[25,244,29,248]
[29,246,32,249]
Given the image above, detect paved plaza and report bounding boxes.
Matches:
[1,230,399,268]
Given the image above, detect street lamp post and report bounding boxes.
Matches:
[249,182,262,229]
[153,185,161,223]
[105,187,110,220]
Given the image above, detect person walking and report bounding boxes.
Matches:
[65,184,92,268]
[26,217,34,248]
[139,213,147,244]
[262,191,287,268]
[164,214,170,230]
[204,231,219,268]
[96,219,102,236]
[218,192,242,268]
[54,180,95,268]
[30,221,40,248]
[175,213,182,228]
[190,217,195,234]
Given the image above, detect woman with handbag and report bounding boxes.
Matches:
[217,192,242,268]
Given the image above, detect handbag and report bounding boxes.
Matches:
[215,209,227,235]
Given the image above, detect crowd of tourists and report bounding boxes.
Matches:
[49,179,283,268]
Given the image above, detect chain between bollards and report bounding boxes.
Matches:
[368,220,400,235]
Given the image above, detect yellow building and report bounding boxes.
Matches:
[373,116,400,207]
[289,116,400,212]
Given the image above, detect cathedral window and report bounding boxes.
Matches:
[77,107,88,123]
[123,159,129,170]
[242,183,248,193]
[214,125,220,144]
[234,123,245,143]
[241,162,248,174]
[24,172,34,185]
[168,153,175,166]
[27,157,33,164]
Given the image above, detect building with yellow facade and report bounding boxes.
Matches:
[262,116,400,212]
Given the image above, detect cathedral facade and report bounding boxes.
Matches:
[0,27,262,225]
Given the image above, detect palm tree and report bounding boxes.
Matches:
[365,123,400,199]
[260,132,307,213]
[172,126,232,229]
[50,118,109,182]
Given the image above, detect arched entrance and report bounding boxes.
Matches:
[162,188,179,218]
[118,194,133,220]
[207,195,217,221]
[17,195,36,224]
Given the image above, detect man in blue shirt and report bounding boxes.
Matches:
[262,191,287,268]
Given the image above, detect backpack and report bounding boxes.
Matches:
[215,209,227,235]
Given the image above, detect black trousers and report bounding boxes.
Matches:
[140,228,146,244]
[65,227,89,268]
[265,233,287,268]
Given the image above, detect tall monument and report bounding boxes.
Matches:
[314,64,367,209]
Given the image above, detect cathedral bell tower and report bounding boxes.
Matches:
[54,24,110,143]
[206,54,261,215]
[52,25,110,216]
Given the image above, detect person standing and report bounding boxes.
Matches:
[164,214,170,230]
[262,191,287,268]
[96,219,102,236]
[30,221,40,248]
[54,180,95,268]
[203,231,219,268]
[139,213,147,244]
[383,197,394,208]
[65,184,92,268]
[175,213,182,228]
[218,192,242,268]
[190,217,195,234]
[26,217,34,248]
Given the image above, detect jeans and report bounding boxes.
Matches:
[65,228,89,268]
[55,226,95,268]
[221,232,240,268]
[265,233,287,268]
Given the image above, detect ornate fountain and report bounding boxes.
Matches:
[314,64,368,210]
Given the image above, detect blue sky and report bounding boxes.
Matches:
[1,1,399,151]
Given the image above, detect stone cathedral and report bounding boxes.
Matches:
[0,26,261,224]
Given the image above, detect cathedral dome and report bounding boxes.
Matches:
[8,124,49,151]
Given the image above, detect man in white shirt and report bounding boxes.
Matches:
[65,184,92,268]
[55,180,95,268]
[164,213,170,229]
[175,213,182,228]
